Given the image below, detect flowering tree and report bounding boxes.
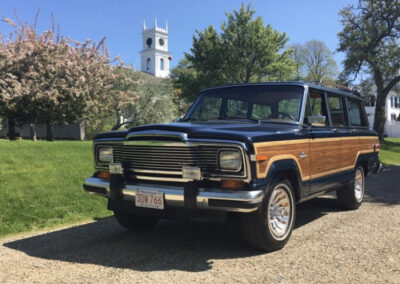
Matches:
[0,13,114,140]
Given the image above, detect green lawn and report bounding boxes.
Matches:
[380,138,400,166]
[0,140,110,238]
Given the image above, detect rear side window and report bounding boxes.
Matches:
[347,99,368,127]
[327,95,348,126]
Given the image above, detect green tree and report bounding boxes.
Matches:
[173,4,295,102]
[302,40,338,81]
[338,0,400,140]
[290,40,338,81]
[125,78,177,127]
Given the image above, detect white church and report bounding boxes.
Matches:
[140,19,171,78]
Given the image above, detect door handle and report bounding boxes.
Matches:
[332,128,338,133]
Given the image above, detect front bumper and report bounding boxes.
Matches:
[83,177,264,213]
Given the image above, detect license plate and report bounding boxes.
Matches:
[135,190,164,210]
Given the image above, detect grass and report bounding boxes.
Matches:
[380,138,400,166]
[0,140,111,238]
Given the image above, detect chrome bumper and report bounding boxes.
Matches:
[83,177,264,213]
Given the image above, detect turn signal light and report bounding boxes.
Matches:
[97,171,110,180]
[256,154,268,161]
[221,179,245,190]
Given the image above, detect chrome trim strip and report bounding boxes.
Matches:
[134,175,193,183]
[132,169,183,175]
[126,130,188,141]
[299,84,308,125]
[83,177,263,213]
[84,177,110,197]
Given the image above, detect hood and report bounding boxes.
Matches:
[95,121,305,144]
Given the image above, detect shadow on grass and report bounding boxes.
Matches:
[3,167,398,272]
[382,140,400,153]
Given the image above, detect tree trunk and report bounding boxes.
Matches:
[30,123,37,141]
[46,121,54,141]
[112,110,123,130]
[8,118,16,141]
[373,90,387,141]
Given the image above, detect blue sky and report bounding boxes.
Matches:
[1,0,356,71]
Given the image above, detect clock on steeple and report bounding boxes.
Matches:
[140,19,171,78]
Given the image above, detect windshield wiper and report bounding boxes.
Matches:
[218,116,261,124]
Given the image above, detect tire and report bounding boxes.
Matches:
[337,166,365,210]
[241,178,296,251]
[113,210,159,230]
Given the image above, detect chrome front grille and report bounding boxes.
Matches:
[94,140,248,182]
[113,145,221,172]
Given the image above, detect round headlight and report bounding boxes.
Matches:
[98,147,113,163]
[219,150,242,171]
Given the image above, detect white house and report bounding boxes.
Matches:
[365,89,400,137]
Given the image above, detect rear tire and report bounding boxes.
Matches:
[337,166,365,210]
[113,210,159,230]
[241,178,296,251]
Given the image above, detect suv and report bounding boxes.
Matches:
[84,82,381,251]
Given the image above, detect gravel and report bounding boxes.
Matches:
[1,167,399,283]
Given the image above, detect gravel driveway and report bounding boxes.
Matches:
[1,167,400,283]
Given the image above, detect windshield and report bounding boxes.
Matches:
[184,85,305,123]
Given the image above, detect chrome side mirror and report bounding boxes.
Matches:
[308,115,326,127]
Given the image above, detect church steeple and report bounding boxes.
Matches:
[140,19,170,78]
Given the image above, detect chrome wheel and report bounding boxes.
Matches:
[354,168,365,202]
[267,184,293,241]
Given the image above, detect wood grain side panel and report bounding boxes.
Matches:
[253,136,378,182]
[310,140,342,177]
[359,137,379,152]
[254,140,310,180]
[341,138,359,168]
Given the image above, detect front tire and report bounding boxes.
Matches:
[337,166,365,210]
[241,178,296,251]
[113,210,159,230]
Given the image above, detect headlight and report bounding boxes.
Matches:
[219,150,242,171]
[98,147,113,163]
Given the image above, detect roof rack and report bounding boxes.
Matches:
[310,79,361,97]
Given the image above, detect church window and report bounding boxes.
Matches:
[147,58,151,71]
[160,58,164,70]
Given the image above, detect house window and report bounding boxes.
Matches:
[396,97,399,109]
[391,113,396,122]
[391,96,394,108]
[146,58,151,72]
[160,58,164,71]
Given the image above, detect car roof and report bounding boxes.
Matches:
[201,81,363,101]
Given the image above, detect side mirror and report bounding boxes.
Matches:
[308,115,326,127]
[172,118,181,123]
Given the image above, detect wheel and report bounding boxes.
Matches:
[113,210,159,230]
[241,178,296,251]
[337,166,365,210]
